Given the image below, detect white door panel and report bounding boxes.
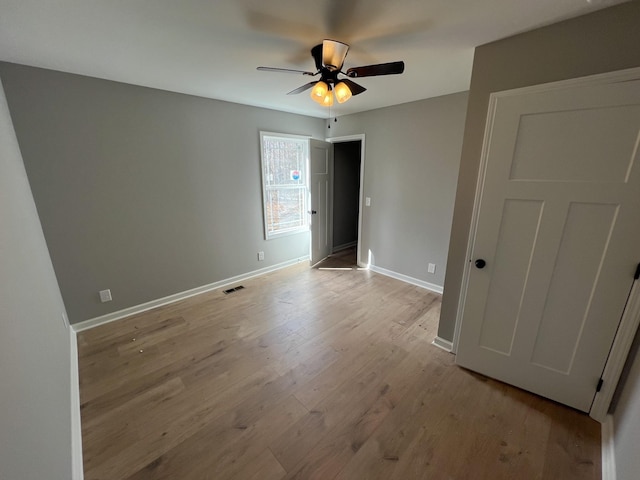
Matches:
[457,79,640,412]
[310,139,332,266]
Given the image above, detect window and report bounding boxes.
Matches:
[260,132,309,239]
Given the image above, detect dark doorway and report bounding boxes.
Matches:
[332,140,361,253]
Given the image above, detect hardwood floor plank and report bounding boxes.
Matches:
[541,404,601,479]
[282,354,429,480]
[387,376,553,480]
[84,366,281,479]
[121,343,340,479]
[79,334,230,420]
[124,395,307,480]
[293,342,387,411]
[392,301,441,356]
[332,349,459,480]
[230,448,286,480]
[271,344,409,472]
[78,262,601,480]
[82,377,185,461]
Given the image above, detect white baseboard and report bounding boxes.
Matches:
[69,327,84,479]
[72,256,309,332]
[602,414,616,480]
[432,336,454,353]
[368,264,444,295]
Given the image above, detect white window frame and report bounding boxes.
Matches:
[259,131,309,240]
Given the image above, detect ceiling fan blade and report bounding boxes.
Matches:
[287,81,319,95]
[322,39,350,71]
[346,61,405,78]
[339,78,366,96]
[257,66,316,76]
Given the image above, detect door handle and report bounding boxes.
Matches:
[309,210,317,215]
[475,259,486,269]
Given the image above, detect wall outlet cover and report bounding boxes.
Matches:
[428,263,436,274]
[99,289,112,303]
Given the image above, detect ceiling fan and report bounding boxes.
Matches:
[257,39,405,106]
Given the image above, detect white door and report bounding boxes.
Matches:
[456,78,640,412]
[309,139,332,266]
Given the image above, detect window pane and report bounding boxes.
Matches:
[262,137,306,187]
[260,133,309,239]
[265,187,306,235]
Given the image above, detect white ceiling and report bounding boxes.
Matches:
[0,0,626,118]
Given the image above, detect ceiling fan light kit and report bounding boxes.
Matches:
[322,39,349,71]
[258,39,404,107]
[311,82,334,106]
[310,80,351,105]
[310,80,329,103]
[333,81,352,104]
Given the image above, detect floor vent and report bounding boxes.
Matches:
[223,285,245,295]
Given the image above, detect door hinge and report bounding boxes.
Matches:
[596,378,604,393]
[634,262,640,280]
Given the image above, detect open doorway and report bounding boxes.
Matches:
[322,135,365,269]
[312,134,365,270]
[332,140,361,249]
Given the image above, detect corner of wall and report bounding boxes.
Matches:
[601,414,616,480]
[69,327,84,479]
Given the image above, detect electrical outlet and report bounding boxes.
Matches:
[428,263,436,274]
[99,289,112,303]
[258,251,265,261]
[365,197,371,207]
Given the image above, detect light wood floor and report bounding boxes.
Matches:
[77,259,601,480]
[315,247,359,270]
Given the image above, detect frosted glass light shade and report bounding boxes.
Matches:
[322,40,349,71]
[310,81,329,104]
[334,82,352,103]
[321,91,334,107]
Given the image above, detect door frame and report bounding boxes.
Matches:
[327,134,366,267]
[452,66,640,421]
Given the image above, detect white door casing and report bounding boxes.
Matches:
[327,134,366,268]
[455,74,640,412]
[310,139,332,266]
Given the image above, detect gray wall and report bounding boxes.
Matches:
[0,63,325,324]
[329,92,468,287]
[438,3,640,478]
[332,141,361,249]
[0,79,75,479]
[440,1,640,342]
